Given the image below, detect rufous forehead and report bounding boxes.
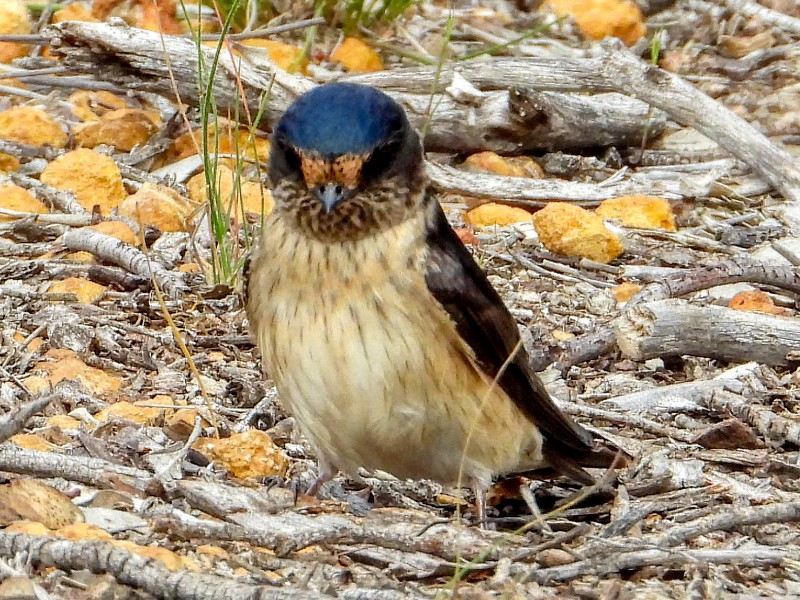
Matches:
[299,153,366,188]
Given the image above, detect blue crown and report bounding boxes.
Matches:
[274,83,406,157]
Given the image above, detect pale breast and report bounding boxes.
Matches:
[247,214,543,485]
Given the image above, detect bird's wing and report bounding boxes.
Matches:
[423,200,594,455]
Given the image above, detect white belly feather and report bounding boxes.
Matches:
[247,213,543,485]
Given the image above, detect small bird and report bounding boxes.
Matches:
[247,83,619,522]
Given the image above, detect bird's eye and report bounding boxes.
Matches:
[334,184,343,195]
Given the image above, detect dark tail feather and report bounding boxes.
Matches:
[542,440,630,486]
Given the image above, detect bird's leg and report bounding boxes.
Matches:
[471,478,493,530]
[305,457,335,497]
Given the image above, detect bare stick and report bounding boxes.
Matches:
[702,390,800,446]
[615,299,800,366]
[60,229,185,299]
[0,395,54,444]
[596,38,800,203]
[723,0,800,35]
[0,445,151,487]
[0,533,328,600]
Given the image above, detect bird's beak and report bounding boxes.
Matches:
[313,183,351,214]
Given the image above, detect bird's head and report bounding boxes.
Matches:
[269,83,425,243]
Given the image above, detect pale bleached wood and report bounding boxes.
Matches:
[45,21,663,154]
[615,298,800,366]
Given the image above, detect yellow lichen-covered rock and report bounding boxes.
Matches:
[545,0,645,46]
[0,0,32,64]
[0,479,84,530]
[464,202,533,229]
[46,415,81,430]
[193,430,289,479]
[0,107,68,148]
[26,348,122,396]
[48,277,107,304]
[0,184,48,220]
[729,290,790,316]
[0,153,20,173]
[613,281,642,303]
[94,399,174,426]
[8,434,56,452]
[114,540,199,571]
[55,523,113,541]
[162,125,270,165]
[240,39,309,74]
[73,108,159,151]
[86,220,138,246]
[596,195,676,231]
[463,152,544,178]
[4,521,51,535]
[52,2,99,23]
[40,149,127,215]
[330,37,384,72]
[532,203,623,264]
[187,166,273,222]
[118,182,197,233]
[68,90,130,122]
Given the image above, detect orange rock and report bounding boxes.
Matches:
[8,434,56,452]
[56,523,113,541]
[114,540,199,571]
[94,400,170,426]
[163,124,270,165]
[464,202,532,229]
[40,149,127,215]
[46,415,81,430]
[52,3,99,23]
[0,479,84,529]
[86,220,138,245]
[92,0,182,34]
[74,108,159,151]
[68,90,130,122]
[0,107,67,148]
[4,521,51,535]
[187,166,273,222]
[551,329,575,341]
[0,0,32,64]
[464,151,544,178]
[729,290,790,316]
[12,331,43,352]
[118,182,197,232]
[27,348,122,396]
[0,153,20,172]
[0,184,48,220]
[596,195,676,231]
[613,281,642,303]
[193,430,289,479]
[454,226,479,246]
[48,277,107,304]
[330,37,384,72]
[545,0,645,46]
[164,408,209,441]
[532,203,623,264]
[240,39,309,74]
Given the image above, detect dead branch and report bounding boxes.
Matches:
[45,21,663,154]
[723,0,800,35]
[594,38,800,204]
[541,258,800,371]
[529,545,798,583]
[0,533,334,600]
[0,395,54,444]
[152,502,521,563]
[60,229,185,299]
[615,299,800,366]
[701,390,800,446]
[600,362,766,412]
[0,444,152,488]
[426,162,714,205]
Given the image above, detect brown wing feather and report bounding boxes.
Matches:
[423,199,594,455]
